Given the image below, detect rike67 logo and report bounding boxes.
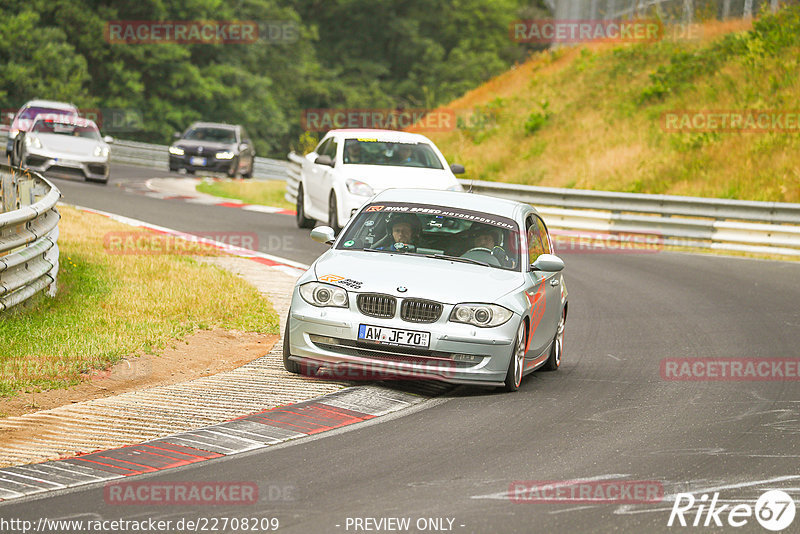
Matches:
[668,490,795,531]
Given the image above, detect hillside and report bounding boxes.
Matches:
[426,8,800,203]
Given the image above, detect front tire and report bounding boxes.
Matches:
[282,316,302,374]
[295,184,315,228]
[542,309,565,371]
[328,192,342,234]
[503,320,527,392]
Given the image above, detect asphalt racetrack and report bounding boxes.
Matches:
[3,164,799,533]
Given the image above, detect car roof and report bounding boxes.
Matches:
[189,122,238,130]
[369,188,534,220]
[328,129,430,143]
[22,100,78,110]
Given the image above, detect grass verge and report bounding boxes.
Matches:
[197,179,294,210]
[0,205,279,398]
[427,9,800,202]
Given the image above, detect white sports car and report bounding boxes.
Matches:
[17,115,113,183]
[285,188,568,391]
[295,129,465,233]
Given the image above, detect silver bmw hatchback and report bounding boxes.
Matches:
[284,188,568,391]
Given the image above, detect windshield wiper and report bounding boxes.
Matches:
[422,253,490,267]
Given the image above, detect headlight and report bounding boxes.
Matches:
[215,151,235,160]
[25,136,42,149]
[168,146,185,156]
[346,179,374,197]
[9,129,19,139]
[446,183,464,192]
[94,145,109,157]
[449,303,513,327]
[299,282,348,308]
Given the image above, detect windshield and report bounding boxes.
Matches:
[20,106,77,121]
[342,138,444,169]
[183,127,237,144]
[32,118,101,140]
[336,202,521,271]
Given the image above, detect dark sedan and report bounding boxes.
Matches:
[168,122,255,178]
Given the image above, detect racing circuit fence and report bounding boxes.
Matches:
[285,152,800,257]
[547,0,781,24]
[0,165,60,312]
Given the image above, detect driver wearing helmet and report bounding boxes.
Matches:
[379,213,421,251]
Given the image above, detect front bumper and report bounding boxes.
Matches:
[169,154,236,174]
[287,290,518,386]
[22,150,109,181]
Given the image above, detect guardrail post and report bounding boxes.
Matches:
[1,169,16,213]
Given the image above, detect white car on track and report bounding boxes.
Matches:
[295,129,465,232]
[17,114,113,184]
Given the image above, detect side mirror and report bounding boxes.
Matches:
[450,163,465,175]
[315,155,334,167]
[103,135,115,144]
[311,226,336,245]
[173,132,182,139]
[531,253,565,272]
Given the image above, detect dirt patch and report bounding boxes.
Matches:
[0,329,277,418]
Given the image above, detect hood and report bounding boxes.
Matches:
[175,140,235,151]
[313,250,523,305]
[340,165,459,191]
[37,134,104,156]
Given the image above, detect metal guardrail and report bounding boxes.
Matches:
[284,152,800,256]
[0,165,61,312]
[109,139,288,181]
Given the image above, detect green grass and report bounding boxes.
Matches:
[197,179,294,210]
[428,7,800,203]
[0,206,279,398]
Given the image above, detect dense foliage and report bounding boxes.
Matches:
[0,0,545,157]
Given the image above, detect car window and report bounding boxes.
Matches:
[315,138,331,155]
[19,106,77,121]
[183,127,236,144]
[526,215,548,265]
[342,139,443,169]
[32,117,101,140]
[336,202,521,271]
[537,215,552,254]
[323,139,338,161]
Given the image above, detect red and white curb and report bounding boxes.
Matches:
[70,204,308,277]
[131,178,297,216]
[0,386,435,502]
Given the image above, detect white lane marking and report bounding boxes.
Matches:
[470,473,630,500]
[607,354,621,361]
[548,505,599,514]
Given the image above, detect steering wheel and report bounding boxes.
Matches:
[461,247,501,266]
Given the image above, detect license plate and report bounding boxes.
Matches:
[190,156,207,166]
[55,158,79,166]
[358,324,430,348]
